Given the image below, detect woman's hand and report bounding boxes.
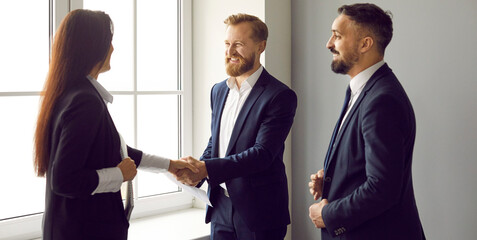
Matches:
[168,159,200,174]
[117,157,137,182]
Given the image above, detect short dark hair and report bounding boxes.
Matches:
[338,3,393,54]
[224,13,268,42]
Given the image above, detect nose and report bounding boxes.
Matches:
[226,45,236,56]
[326,35,334,49]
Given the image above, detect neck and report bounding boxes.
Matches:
[89,67,101,80]
[347,56,383,79]
[235,63,261,89]
[90,73,99,80]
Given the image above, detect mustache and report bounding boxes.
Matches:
[330,48,339,54]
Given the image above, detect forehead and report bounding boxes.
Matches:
[225,22,254,41]
[331,14,355,35]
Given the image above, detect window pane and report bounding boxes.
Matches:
[106,95,135,142]
[0,97,45,220]
[0,0,48,92]
[136,95,179,197]
[83,0,134,91]
[137,0,178,91]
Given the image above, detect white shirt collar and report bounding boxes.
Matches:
[349,60,385,94]
[87,75,113,104]
[226,65,263,91]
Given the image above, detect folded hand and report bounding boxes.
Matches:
[309,169,324,200]
[309,199,329,228]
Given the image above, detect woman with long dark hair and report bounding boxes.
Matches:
[34,9,196,239]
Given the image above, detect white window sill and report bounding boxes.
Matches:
[28,208,209,240]
[128,207,210,240]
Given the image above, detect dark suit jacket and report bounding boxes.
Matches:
[321,64,425,240]
[200,69,297,231]
[43,78,142,240]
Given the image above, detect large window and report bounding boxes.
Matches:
[0,0,192,238]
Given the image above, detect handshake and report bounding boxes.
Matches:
[117,156,208,186]
[169,156,208,186]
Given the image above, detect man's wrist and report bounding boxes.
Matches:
[199,161,208,179]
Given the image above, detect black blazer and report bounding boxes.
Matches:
[201,69,297,231]
[321,64,425,239]
[42,78,142,240]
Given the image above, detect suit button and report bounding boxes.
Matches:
[324,177,331,182]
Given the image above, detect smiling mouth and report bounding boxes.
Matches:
[227,56,241,63]
[330,49,339,55]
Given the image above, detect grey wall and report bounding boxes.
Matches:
[291,0,477,239]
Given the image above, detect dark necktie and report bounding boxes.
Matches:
[324,86,351,171]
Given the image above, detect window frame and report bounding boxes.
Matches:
[0,0,193,238]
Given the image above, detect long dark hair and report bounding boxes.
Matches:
[34,9,114,177]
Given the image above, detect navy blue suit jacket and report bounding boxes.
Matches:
[200,69,297,231]
[321,64,425,239]
[43,78,142,240]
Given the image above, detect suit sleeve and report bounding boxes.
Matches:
[322,93,411,233]
[127,145,143,166]
[200,137,213,161]
[195,85,217,188]
[200,84,217,161]
[205,89,297,186]
[50,92,104,198]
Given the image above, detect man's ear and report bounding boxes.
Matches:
[258,40,267,54]
[359,36,374,54]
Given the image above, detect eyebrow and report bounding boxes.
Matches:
[224,40,245,44]
[332,29,342,35]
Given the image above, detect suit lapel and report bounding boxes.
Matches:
[212,84,229,158]
[328,64,391,164]
[225,70,268,156]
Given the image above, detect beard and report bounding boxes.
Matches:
[225,53,255,77]
[330,47,359,75]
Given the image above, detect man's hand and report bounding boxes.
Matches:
[117,157,137,182]
[309,199,329,228]
[168,159,200,175]
[173,156,208,186]
[309,169,324,200]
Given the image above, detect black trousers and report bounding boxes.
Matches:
[209,189,287,240]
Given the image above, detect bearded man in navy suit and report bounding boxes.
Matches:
[308,4,425,240]
[174,13,297,240]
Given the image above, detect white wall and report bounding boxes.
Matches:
[291,0,477,239]
[191,0,293,239]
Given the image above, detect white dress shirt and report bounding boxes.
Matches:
[87,75,170,195]
[218,66,263,190]
[339,60,385,131]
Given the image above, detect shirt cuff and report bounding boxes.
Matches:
[92,167,123,195]
[138,152,170,173]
